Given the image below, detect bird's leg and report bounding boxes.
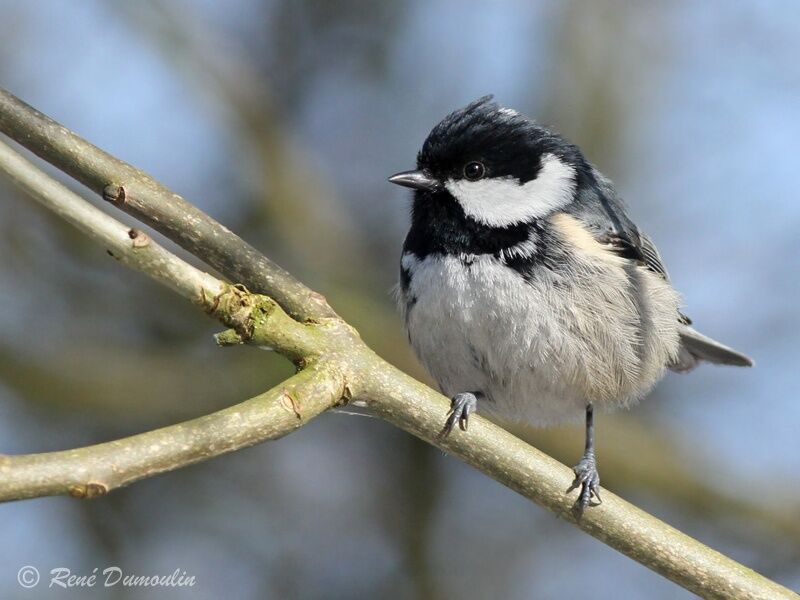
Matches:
[570,402,601,515]
[440,392,483,437]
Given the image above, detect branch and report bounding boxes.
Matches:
[0,139,224,305]
[358,365,798,600]
[0,139,347,498]
[0,88,796,600]
[0,365,344,500]
[0,139,331,367]
[0,88,335,322]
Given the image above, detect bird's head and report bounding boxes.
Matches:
[390,96,585,229]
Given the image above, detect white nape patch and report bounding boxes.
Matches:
[445,153,576,227]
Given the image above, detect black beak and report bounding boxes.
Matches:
[388,170,441,192]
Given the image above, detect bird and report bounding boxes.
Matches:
[388,96,752,514]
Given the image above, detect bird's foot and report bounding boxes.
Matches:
[439,392,479,437]
[569,452,601,517]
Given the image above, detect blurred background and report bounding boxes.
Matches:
[0,1,798,598]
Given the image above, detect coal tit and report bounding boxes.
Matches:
[389,96,752,513]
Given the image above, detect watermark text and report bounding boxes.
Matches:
[17,565,196,589]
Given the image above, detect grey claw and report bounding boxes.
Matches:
[440,392,478,438]
[570,453,601,517]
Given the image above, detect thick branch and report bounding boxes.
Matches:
[0,87,335,322]
[358,361,797,600]
[0,365,345,500]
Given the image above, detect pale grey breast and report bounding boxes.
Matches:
[399,213,683,426]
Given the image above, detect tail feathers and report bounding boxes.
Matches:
[670,326,754,373]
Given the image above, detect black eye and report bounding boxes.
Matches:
[463,161,485,181]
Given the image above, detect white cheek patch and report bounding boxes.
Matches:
[445,153,576,227]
